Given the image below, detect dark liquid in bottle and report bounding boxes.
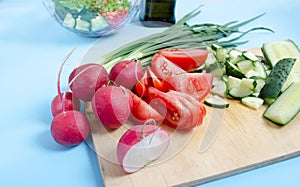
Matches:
[140,0,176,27]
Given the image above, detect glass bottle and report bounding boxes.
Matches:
[139,0,176,27]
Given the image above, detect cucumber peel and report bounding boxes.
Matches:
[259,58,296,99]
[264,81,300,126]
[204,95,229,108]
[262,39,300,90]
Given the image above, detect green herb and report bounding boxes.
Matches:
[96,7,273,71]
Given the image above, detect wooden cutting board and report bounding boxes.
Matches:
[84,49,300,187]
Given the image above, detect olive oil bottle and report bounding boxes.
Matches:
[139,0,176,27]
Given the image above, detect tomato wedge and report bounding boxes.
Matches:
[151,53,186,80]
[133,67,164,100]
[162,73,213,101]
[147,87,206,130]
[159,48,208,72]
[128,90,165,125]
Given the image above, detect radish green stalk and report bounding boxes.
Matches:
[96,7,273,71]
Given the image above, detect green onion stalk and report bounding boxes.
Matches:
[96,7,273,71]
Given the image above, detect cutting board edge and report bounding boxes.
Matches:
[175,150,300,187]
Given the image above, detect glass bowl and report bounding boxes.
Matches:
[43,0,142,37]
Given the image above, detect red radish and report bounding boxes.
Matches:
[51,48,81,116]
[69,63,108,101]
[92,86,133,129]
[109,59,143,89]
[50,110,90,146]
[117,125,170,173]
[51,92,80,116]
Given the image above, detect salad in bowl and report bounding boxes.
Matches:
[43,0,142,37]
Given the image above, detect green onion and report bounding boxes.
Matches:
[96,7,273,71]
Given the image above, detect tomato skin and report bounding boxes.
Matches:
[159,48,208,72]
[128,91,165,125]
[133,67,164,100]
[151,53,186,80]
[162,73,213,101]
[147,87,206,130]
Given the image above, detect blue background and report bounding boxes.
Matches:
[1,0,300,186]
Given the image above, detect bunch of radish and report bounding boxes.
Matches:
[50,50,109,146]
[49,48,211,173]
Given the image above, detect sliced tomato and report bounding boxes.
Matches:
[133,67,164,100]
[151,53,186,80]
[159,48,208,72]
[147,87,206,130]
[128,91,165,125]
[162,73,213,101]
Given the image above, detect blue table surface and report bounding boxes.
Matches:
[1,0,300,186]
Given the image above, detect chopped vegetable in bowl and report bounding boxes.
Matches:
[43,0,142,37]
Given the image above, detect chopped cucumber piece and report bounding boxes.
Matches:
[264,98,275,105]
[242,51,259,61]
[245,69,260,79]
[227,76,241,90]
[216,48,227,63]
[205,52,218,69]
[241,78,256,90]
[259,58,296,99]
[211,78,228,97]
[264,81,300,126]
[227,77,254,98]
[254,78,266,93]
[207,62,225,77]
[63,13,76,29]
[241,97,264,109]
[75,17,90,31]
[253,61,267,79]
[225,61,244,79]
[91,15,109,32]
[211,44,222,51]
[237,60,254,75]
[204,95,229,108]
[229,86,253,99]
[262,39,300,90]
[228,49,243,64]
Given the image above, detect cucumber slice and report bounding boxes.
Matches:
[241,78,256,90]
[227,76,241,90]
[211,44,222,51]
[264,98,275,105]
[211,78,228,97]
[227,77,254,98]
[91,15,109,32]
[264,81,300,126]
[253,61,267,79]
[229,86,253,99]
[207,62,225,77]
[254,78,266,93]
[204,95,229,108]
[236,60,254,75]
[75,17,90,32]
[63,13,76,29]
[216,48,227,63]
[205,52,218,69]
[242,51,259,61]
[228,49,243,64]
[225,60,244,79]
[241,96,264,109]
[259,58,296,99]
[262,39,300,90]
[262,40,300,67]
